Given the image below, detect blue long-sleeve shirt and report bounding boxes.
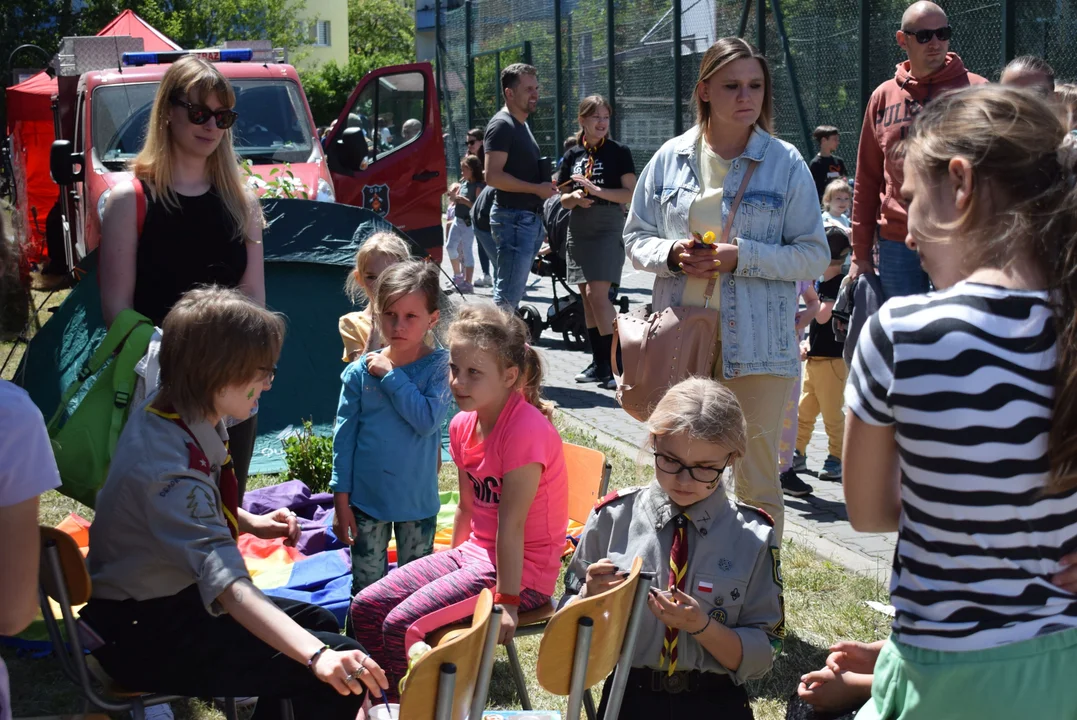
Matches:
[329,348,451,522]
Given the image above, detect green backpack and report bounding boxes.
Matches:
[46,308,155,508]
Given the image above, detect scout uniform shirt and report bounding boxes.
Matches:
[565,482,784,684]
[87,399,250,616]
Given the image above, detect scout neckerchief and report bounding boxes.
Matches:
[659,512,689,675]
[147,405,240,539]
[579,132,605,184]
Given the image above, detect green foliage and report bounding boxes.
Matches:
[282,419,334,493]
[348,0,415,58]
[242,160,311,199]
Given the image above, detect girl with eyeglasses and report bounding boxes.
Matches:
[98,55,266,495]
[565,377,783,719]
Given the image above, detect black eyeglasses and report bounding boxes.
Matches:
[260,366,277,384]
[653,450,728,485]
[170,96,239,129]
[902,25,952,44]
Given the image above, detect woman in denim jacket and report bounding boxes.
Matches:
[624,37,828,542]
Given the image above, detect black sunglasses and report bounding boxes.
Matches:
[902,25,952,44]
[467,138,481,146]
[653,450,728,486]
[171,96,239,130]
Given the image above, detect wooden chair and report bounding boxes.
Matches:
[399,588,501,720]
[429,442,612,711]
[536,556,654,720]
[36,527,275,720]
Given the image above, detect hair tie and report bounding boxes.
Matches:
[524,343,532,352]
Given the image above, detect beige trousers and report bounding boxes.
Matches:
[716,344,796,543]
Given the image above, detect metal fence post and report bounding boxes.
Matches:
[770,0,813,156]
[737,0,751,38]
[465,0,474,131]
[1001,0,1016,67]
[607,0,616,137]
[756,0,766,54]
[673,0,683,136]
[554,0,563,151]
[859,0,870,122]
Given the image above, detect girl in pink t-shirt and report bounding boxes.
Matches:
[350,301,568,697]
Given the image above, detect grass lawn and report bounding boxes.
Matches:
[5,417,889,719]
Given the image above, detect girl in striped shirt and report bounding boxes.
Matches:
[844,85,1077,719]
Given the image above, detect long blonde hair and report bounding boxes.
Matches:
[131,55,255,242]
[904,84,1077,492]
[694,37,774,135]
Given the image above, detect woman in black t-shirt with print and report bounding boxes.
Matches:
[556,96,637,388]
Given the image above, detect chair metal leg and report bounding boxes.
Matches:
[435,663,456,720]
[597,572,654,720]
[583,687,598,720]
[470,606,502,720]
[505,636,532,710]
[223,697,237,720]
[280,698,295,720]
[130,698,146,720]
[566,617,594,720]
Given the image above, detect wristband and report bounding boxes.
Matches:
[494,593,521,606]
[688,616,711,636]
[306,644,330,673]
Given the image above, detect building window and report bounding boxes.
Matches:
[308,20,331,47]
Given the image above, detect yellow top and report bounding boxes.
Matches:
[339,310,375,362]
[683,137,732,307]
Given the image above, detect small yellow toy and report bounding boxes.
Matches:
[692,231,717,246]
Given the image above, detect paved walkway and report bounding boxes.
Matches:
[442,253,895,582]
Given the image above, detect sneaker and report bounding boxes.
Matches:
[574,362,597,383]
[595,367,614,387]
[474,274,493,288]
[819,455,842,481]
[780,468,813,497]
[602,376,618,390]
[791,449,807,474]
[459,281,474,294]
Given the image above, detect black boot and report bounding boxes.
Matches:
[575,327,601,383]
[595,332,615,388]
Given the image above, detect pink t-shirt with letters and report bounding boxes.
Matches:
[449,391,568,597]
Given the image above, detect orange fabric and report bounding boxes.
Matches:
[55,513,92,557]
[9,119,58,263]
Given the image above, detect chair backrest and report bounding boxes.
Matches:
[40,526,92,605]
[399,588,494,720]
[536,556,643,694]
[563,442,611,526]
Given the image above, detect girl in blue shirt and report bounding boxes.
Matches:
[331,261,451,597]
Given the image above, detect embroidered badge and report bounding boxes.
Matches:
[187,486,217,523]
[730,587,741,601]
[718,558,732,572]
[709,607,728,626]
[696,580,713,594]
[187,442,210,474]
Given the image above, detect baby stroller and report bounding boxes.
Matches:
[517,196,629,349]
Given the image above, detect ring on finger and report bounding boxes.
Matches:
[351,666,367,680]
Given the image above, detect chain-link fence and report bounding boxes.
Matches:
[435,0,1077,183]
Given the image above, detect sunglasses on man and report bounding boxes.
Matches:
[902,25,952,44]
[171,95,239,130]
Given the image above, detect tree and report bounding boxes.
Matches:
[300,51,412,126]
[348,0,415,58]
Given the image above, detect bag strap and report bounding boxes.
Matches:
[108,321,156,454]
[704,159,760,301]
[132,178,147,238]
[47,310,153,431]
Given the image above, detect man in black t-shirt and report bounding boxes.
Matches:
[809,125,848,203]
[483,63,557,310]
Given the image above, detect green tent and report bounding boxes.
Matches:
[18,199,453,478]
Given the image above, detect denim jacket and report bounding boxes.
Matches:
[624,125,828,379]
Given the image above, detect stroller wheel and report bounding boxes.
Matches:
[517,304,544,344]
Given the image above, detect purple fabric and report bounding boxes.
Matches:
[242,480,343,555]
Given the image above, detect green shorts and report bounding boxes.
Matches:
[857,626,1077,720]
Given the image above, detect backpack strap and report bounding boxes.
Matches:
[132,178,147,237]
[108,320,156,454]
[47,309,153,432]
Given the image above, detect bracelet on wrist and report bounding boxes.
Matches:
[494,592,521,606]
[306,644,330,673]
[688,616,712,636]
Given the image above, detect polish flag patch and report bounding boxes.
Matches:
[697,580,713,594]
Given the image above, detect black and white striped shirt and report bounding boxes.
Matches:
[846,282,1077,651]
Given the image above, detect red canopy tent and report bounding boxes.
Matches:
[5,10,180,265]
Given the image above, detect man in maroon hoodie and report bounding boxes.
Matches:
[849,1,986,299]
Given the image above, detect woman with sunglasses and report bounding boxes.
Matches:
[564,377,783,719]
[99,55,266,495]
[466,127,495,287]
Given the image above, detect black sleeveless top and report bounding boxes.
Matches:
[133,187,248,326]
